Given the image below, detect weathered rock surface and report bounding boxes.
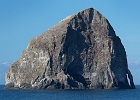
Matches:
[5,8,135,89]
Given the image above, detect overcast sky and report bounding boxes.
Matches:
[0,0,140,85]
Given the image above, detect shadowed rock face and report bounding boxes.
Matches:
[5,8,135,89]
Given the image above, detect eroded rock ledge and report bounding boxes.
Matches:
[5,8,135,89]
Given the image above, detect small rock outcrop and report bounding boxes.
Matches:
[5,8,135,89]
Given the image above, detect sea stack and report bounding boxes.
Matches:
[5,8,135,89]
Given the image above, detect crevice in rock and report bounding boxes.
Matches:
[127,69,136,89]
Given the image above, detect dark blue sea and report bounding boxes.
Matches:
[0,85,140,100]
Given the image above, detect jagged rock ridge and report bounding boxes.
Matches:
[5,8,135,89]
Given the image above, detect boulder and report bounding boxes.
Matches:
[5,8,135,89]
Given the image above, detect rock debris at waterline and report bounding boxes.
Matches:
[5,8,135,89]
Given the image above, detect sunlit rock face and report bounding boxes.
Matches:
[5,8,135,89]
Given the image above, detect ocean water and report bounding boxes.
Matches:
[0,85,140,100]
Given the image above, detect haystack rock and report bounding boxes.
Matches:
[5,8,135,89]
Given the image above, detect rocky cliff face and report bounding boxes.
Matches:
[5,8,135,89]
